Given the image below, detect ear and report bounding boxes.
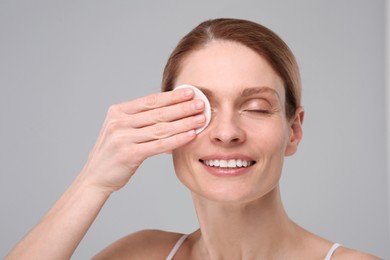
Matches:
[285,106,304,156]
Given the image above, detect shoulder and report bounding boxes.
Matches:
[332,246,381,260]
[299,229,380,260]
[92,229,184,259]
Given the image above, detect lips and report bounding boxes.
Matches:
[200,159,255,168]
[199,156,256,177]
[199,153,257,170]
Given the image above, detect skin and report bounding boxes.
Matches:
[6,40,380,260]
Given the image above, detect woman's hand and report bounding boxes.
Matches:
[82,87,206,193]
[5,87,205,260]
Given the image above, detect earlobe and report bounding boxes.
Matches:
[285,106,304,156]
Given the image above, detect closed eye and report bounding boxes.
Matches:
[245,109,271,114]
[242,98,273,116]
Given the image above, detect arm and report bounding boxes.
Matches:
[6,174,109,259]
[6,87,205,259]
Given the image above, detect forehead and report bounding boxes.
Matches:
[175,40,285,99]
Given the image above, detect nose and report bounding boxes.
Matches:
[208,111,246,146]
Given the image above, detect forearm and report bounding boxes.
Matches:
[6,172,110,260]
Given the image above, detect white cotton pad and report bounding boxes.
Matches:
[175,84,211,134]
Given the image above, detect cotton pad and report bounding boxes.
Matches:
[175,84,211,134]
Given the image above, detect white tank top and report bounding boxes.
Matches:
[165,234,341,260]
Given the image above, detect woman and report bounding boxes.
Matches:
[7,18,379,259]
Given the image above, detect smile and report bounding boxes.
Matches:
[200,159,256,168]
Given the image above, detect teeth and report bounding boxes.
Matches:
[202,159,254,168]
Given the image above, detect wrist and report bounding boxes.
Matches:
[74,168,116,199]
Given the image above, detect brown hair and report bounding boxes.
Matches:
[162,18,301,119]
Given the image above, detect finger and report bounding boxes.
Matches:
[138,130,197,157]
[117,88,194,115]
[131,114,206,143]
[129,99,205,128]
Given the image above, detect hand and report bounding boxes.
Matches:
[82,88,205,193]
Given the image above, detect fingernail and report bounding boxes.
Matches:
[193,99,204,110]
[184,88,193,97]
[186,129,196,137]
[194,114,205,124]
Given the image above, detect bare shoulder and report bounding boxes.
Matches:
[333,246,381,260]
[92,229,184,259]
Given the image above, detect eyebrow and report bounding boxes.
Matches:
[197,86,280,100]
[241,86,280,99]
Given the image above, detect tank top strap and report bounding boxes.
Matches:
[324,243,341,260]
[167,237,341,259]
[165,234,189,260]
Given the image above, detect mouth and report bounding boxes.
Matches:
[199,159,256,168]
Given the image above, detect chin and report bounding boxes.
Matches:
[189,180,277,205]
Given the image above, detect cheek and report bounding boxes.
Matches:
[172,151,186,185]
[245,120,289,153]
[172,145,194,181]
[172,149,185,173]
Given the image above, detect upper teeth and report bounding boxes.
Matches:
[202,159,254,168]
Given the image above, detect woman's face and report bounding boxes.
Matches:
[172,40,301,203]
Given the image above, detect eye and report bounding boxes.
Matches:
[246,109,271,114]
[242,99,272,115]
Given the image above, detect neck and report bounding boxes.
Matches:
[191,186,302,259]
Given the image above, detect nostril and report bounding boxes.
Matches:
[212,136,242,144]
[208,115,246,145]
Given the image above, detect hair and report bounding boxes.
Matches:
[161,18,301,119]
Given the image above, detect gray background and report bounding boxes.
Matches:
[1,0,388,259]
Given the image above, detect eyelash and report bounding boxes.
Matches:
[246,109,271,115]
[209,106,272,115]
